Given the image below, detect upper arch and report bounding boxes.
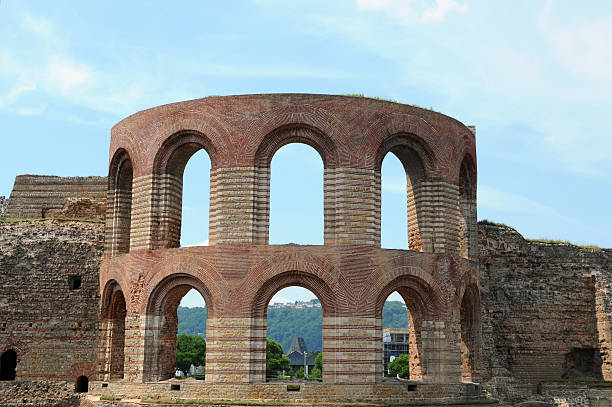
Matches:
[246,105,352,168]
[153,130,216,177]
[362,113,443,177]
[108,148,133,191]
[146,273,214,318]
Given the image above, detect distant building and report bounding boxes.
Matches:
[286,336,319,376]
[383,328,410,375]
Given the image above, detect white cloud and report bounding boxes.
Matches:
[184,240,209,247]
[269,295,293,305]
[381,176,406,193]
[539,0,612,87]
[356,0,468,23]
[44,56,96,94]
[478,185,563,218]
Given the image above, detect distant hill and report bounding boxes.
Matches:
[177,301,408,353]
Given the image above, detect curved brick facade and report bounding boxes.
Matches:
[99,94,480,385]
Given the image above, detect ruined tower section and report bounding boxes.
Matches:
[99,94,480,384]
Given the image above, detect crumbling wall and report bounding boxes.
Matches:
[478,222,612,383]
[3,175,106,219]
[0,220,104,382]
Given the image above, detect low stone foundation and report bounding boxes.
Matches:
[0,380,82,407]
[88,380,483,405]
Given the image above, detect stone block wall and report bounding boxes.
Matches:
[0,220,104,382]
[478,221,612,382]
[4,175,107,219]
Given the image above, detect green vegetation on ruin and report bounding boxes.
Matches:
[478,219,512,228]
[100,395,122,401]
[479,219,603,250]
[526,237,602,250]
[342,94,439,112]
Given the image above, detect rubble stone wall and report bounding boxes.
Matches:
[479,222,612,383]
[3,175,106,219]
[0,220,104,383]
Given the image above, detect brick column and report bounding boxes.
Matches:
[210,168,259,245]
[420,319,461,383]
[324,168,380,246]
[123,315,146,381]
[206,317,257,383]
[595,274,612,380]
[129,175,155,250]
[105,187,133,256]
[322,316,380,383]
[459,193,478,260]
[412,181,461,255]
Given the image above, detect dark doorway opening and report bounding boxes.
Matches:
[0,350,17,380]
[75,375,88,392]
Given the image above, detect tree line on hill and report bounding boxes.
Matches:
[177,300,409,352]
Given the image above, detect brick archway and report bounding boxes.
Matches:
[102,94,480,388]
[143,273,213,382]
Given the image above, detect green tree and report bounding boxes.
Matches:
[308,352,322,380]
[266,338,291,378]
[176,334,206,375]
[388,354,410,379]
[294,366,305,379]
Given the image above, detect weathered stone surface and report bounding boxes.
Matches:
[0,220,104,381]
[3,175,106,219]
[478,222,612,383]
[0,380,82,406]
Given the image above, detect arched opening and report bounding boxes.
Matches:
[75,375,88,393]
[107,288,127,380]
[380,290,424,380]
[153,132,215,249]
[180,150,211,247]
[176,289,207,378]
[0,349,17,380]
[108,149,133,255]
[460,285,481,382]
[144,275,211,382]
[269,143,324,245]
[459,156,476,259]
[377,135,432,252]
[267,286,322,380]
[251,270,336,383]
[377,275,442,383]
[381,154,409,249]
[253,125,336,245]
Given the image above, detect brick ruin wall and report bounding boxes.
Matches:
[0,218,609,388]
[2,175,107,220]
[0,219,104,383]
[479,223,612,384]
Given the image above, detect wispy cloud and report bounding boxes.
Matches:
[478,185,565,219]
[539,0,612,87]
[356,0,468,23]
[183,240,209,247]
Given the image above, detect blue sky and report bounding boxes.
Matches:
[1,1,610,306]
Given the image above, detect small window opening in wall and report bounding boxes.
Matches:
[170,384,181,391]
[287,384,300,391]
[101,382,108,388]
[69,276,82,290]
[75,375,88,393]
[407,384,418,392]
